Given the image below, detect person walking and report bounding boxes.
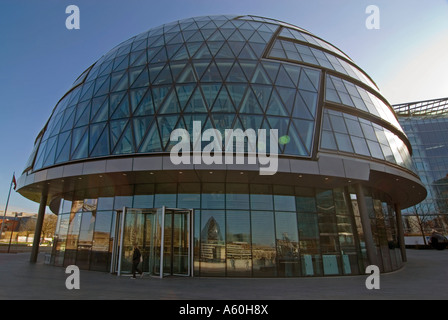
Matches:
[131,244,143,279]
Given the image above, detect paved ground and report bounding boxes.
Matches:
[0,249,446,300]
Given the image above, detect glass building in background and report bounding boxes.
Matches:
[393,98,448,241]
[17,15,426,278]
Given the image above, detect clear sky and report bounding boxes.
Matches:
[0,0,447,214]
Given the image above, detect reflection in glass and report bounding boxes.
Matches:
[200,210,226,276]
[226,210,252,276]
[251,211,277,277]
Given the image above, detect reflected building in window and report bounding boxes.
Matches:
[393,98,448,241]
[17,15,426,277]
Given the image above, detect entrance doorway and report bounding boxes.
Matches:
[110,206,193,278]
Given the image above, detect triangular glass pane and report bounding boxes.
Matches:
[152,86,171,112]
[61,106,76,132]
[166,32,184,45]
[165,44,182,60]
[248,42,265,59]
[165,117,188,152]
[79,81,95,102]
[90,95,109,123]
[130,67,149,88]
[298,69,317,92]
[109,92,127,119]
[227,41,245,57]
[220,27,235,39]
[192,61,209,80]
[153,64,172,86]
[112,71,129,92]
[157,88,180,114]
[200,62,222,82]
[214,42,235,59]
[131,39,147,52]
[55,131,71,163]
[129,66,145,87]
[212,114,235,133]
[211,87,235,113]
[266,89,288,116]
[110,119,128,150]
[89,122,107,154]
[171,44,189,61]
[249,31,266,44]
[186,41,203,58]
[113,121,134,154]
[133,116,153,149]
[226,62,247,83]
[283,121,308,156]
[292,92,314,120]
[239,87,264,114]
[275,65,296,88]
[158,115,179,150]
[251,84,272,110]
[90,123,110,157]
[215,60,233,79]
[149,46,167,64]
[169,62,185,82]
[42,136,57,167]
[304,69,320,91]
[176,63,197,83]
[129,88,148,113]
[201,84,221,109]
[228,30,245,42]
[207,42,223,57]
[251,64,272,85]
[74,101,91,128]
[239,28,255,41]
[260,61,280,83]
[298,90,318,117]
[239,114,263,132]
[71,126,88,160]
[283,64,301,86]
[193,43,212,60]
[292,118,314,153]
[276,87,296,115]
[266,116,289,150]
[208,30,225,42]
[175,84,195,110]
[134,88,155,116]
[200,28,216,41]
[94,75,110,96]
[182,30,197,41]
[239,60,257,81]
[139,121,163,152]
[183,88,208,113]
[226,84,247,110]
[113,54,129,72]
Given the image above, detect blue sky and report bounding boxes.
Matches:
[0,0,447,213]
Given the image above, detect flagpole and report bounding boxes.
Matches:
[0,172,15,241]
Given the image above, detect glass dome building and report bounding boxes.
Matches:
[18,15,426,277]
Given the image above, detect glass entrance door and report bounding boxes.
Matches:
[163,209,191,276]
[112,207,192,278]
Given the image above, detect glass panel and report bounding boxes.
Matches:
[226,210,252,276]
[200,210,226,276]
[251,211,277,277]
[275,211,300,276]
[90,211,113,271]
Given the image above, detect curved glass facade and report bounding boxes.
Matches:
[25,14,412,175]
[51,183,403,276]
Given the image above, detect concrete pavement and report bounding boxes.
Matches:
[0,249,447,300]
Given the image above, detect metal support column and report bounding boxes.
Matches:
[354,183,379,267]
[30,184,48,263]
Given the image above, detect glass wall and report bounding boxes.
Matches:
[51,182,402,277]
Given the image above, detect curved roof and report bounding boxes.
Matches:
[24,14,384,174]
